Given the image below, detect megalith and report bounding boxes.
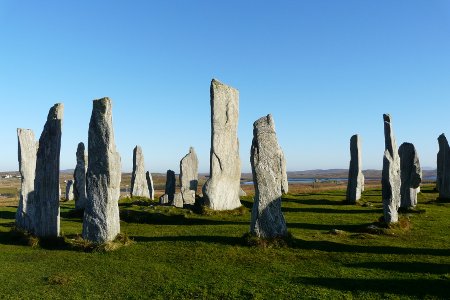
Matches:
[146,171,155,200]
[160,170,176,205]
[346,134,365,203]
[399,142,422,208]
[66,180,74,201]
[33,103,64,238]
[250,115,289,238]
[74,142,87,210]
[15,129,37,232]
[437,134,450,199]
[202,79,242,211]
[381,114,401,224]
[131,146,150,198]
[179,147,198,205]
[83,98,121,244]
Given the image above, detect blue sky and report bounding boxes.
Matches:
[1,1,450,173]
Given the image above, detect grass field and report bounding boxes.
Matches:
[0,184,448,299]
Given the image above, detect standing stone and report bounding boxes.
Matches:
[436,134,450,199]
[74,142,88,210]
[250,115,288,238]
[159,170,176,205]
[399,142,422,208]
[33,103,64,238]
[381,114,401,224]
[346,135,365,203]
[146,171,155,200]
[66,180,74,201]
[179,147,199,205]
[83,98,121,244]
[131,146,151,198]
[15,129,37,232]
[202,79,242,211]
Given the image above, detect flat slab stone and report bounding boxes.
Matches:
[202,79,242,211]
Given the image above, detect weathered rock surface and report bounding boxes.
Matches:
[172,193,184,208]
[179,147,198,205]
[381,114,400,223]
[399,143,422,208]
[203,79,242,211]
[74,142,87,210]
[346,134,365,203]
[250,115,288,238]
[159,194,169,205]
[33,103,64,238]
[15,129,37,232]
[83,98,121,244]
[146,171,155,200]
[131,146,150,198]
[160,170,176,205]
[66,180,74,201]
[437,134,450,199]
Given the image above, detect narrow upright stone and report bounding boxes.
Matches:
[74,142,88,210]
[346,135,365,203]
[437,134,450,199]
[250,115,288,238]
[399,142,422,208]
[15,129,37,232]
[146,171,155,200]
[202,79,242,210]
[179,147,199,205]
[165,170,176,202]
[131,146,150,198]
[83,98,121,244]
[381,114,401,224]
[33,103,64,238]
[66,180,74,201]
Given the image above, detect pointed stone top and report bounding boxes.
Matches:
[438,133,447,142]
[77,142,85,151]
[211,78,238,92]
[134,145,142,152]
[189,147,195,153]
[383,114,391,123]
[253,114,276,133]
[48,103,64,121]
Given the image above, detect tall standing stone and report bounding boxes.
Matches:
[179,147,199,205]
[15,129,37,232]
[202,79,241,211]
[83,98,121,244]
[382,114,401,224]
[33,103,64,238]
[66,180,74,201]
[131,146,150,198]
[250,115,288,238]
[436,134,450,199]
[399,142,422,208]
[74,142,88,210]
[346,135,365,203]
[146,171,155,200]
[159,170,176,205]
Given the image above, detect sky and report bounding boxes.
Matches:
[1,0,450,173]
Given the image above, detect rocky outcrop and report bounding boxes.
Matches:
[83,98,121,244]
[203,79,242,210]
[399,142,422,208]
[74,142,87,210]
[381,114,400,224]
[179,147,198,205]
[437,134,450,199]
[66,180,74,201]
[131,146,150,198]
[15,129,37,232]
[346,134,365,203]
[250,115,288,238]
[33,103,64,238]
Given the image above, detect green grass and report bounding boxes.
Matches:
[0,185,449,299]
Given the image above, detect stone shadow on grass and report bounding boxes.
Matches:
[282,207,382,214]
[132,235,243,246]
[287,222,375,233]
[346,261,450,275]
[283,198,344,206]
[0,211,18,220]
[294,277,449,298]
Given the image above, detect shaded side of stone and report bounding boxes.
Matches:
[346,134,365,203]
[74,142,87,210]
[399,142,422,208]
